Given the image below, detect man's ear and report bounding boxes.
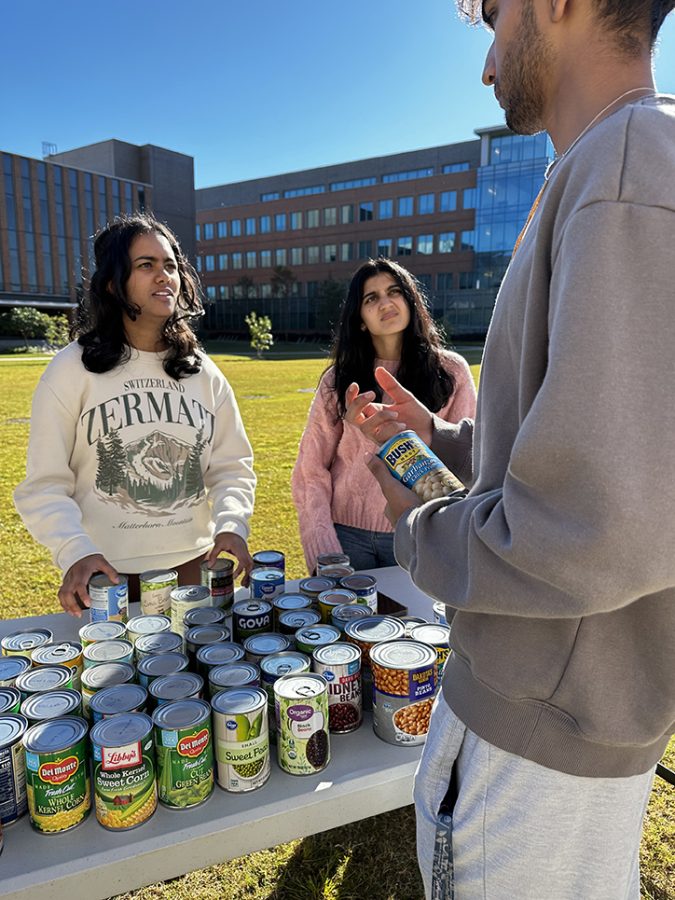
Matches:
[550,0,570,23]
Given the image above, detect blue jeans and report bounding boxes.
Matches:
[333,523,396,571]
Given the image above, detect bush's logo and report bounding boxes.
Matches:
[178,729,209,758]
[40,755,79,785]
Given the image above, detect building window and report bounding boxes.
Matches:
[195,256,203,272]
[459,271,476,289]
[218,284,228,299]
[260,215,271,234]
[307,209,319,228]
[417,234,433,255]
[203,223,214,240]
[358,240,372,259]
[111,180,120,216]
[397,237,413,256]
[275,213,287,231]
[437,273,454,290]
[284,185,325,198]
[291,247,303,265]
[217,221,227,238]
[195,224,201,241]
[398,197,413,217]
[231,219,241,237]
[260,250,272,267]
[439,191,457,212]
[383,167,434,183]
[463,188,477,209]
[379,199,393,220]
[291,211,302,230]
[377,238,392,258]
[461,230,476,251]
[261,191,280,201]
[246,251,256,268]
[340,242,353,262]
[246,217,256,236]
[205,255,215,271]
[206,286,216,300]
[218,253,228,270]
[418,194,435,215]
[307,281,319,298]
[341,204,354,224]
[232,252,242,269]
[324,244,337,262]
[438,232,456,253]
[261,283,272,298]
[97,176,108,228]
[442,162,470,174]
[307,245,320,264]
[323,207,337,226]
[276,248,287,265]
[359,202,373,222]
[330,177,376,191]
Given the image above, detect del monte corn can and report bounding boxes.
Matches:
[153,699,214,809]
[212,687,270,792]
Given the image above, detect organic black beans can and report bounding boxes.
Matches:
[312,643,362,733]
[212,687,270,792]
[152,699,214,809]
[274,673,330,775]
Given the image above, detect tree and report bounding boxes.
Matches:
[316,278,347,333]
[245,311,274,359]
[0,307,70,349]
[270,266,296,298]
[44,314,70,349]
[235,276,255,300]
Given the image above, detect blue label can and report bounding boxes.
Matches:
[250,568,285,603]
[88,574,129,624]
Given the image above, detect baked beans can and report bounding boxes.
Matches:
[331,603,373,633]
[274,673,330,775]
[344,616,406,670]
[400,616,428,638]
[153,699,214,809]
[21,690,82,725]
[83,639,134,669]
[195,642,245,678]
[184,606,229,630]
[200,558,235,611]
[233,600,273,642]
[15,665,73,699]
[90,684,148,723]
[209,662,260,699]
[252,550,285,572]
[409,624,452,677]
[23,716,90,833]
[295,625,341,656]
[171,586,212,640]
[0,655,31,687]
[433,601,448,626]
[243,632,291,666]
[81,662,135,719]
[78,620,127,648]
[0,688,22,715]
[1,629,52,659]
[278,609,322,641]
[377,430,464,500]
[126,615,172,647]
[339,574,378,614]
[31,642,83,691]
[0,714,28,824]
[272,593,312,630]
[185,624,230,667]
[298,576,337,604]
[317,589,357,624]
[149,672,203,707]
[137,652,190,688]
[139,569,178,616]
[370,640,437,746]
[316,553,350,575]
[250,568,285,603]
[319,564,355,580]
[312,643,362,733]
[134,631,183,660]
[90,712,157,830]
[212,687,270,792]
[88,573,128,623]
[260,651,311,739]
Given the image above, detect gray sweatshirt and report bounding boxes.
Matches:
[395,95,675,777]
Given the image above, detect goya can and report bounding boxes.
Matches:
[31,642,83,691]
[233,600,273,642]
[90,712,157,830]
[0,714,28,824]
[78,620,127,648]
[200,558,235,611]
[317,589,357,624]
[81,662,135,719]
[212,687,270,792]
[243,632,291,666]
[252,550,285,572]
[137,652,190,688]
[331,603,372,633]
[433,601,448,626]
[0,688,22,715]
[139,569,178,616]
[185,624,230,666]
[377,430,464,500]
[209,662,260,699]
[184,606,229,630]
[339,574,378,614]
[250,568,285,603]
[274,673,330,775]
[272,593,312,629]
[298,576,336,604]
[171,586,212,639]
[410,623,452,677]
[260,651,310,739]
[21,690,82,725]
[90,683,148,723]
[15,665,73,699]
[83,639,134,669]
[316,553,350,575]
[23,716,90,833]
[88,573,128,623]
[149,672,203,707]
[0,655,31,687]
[126,615,171,647]
[195,642,245,677]
[312,643,362,733]
[294,625,341,656]
[344,616,406,670]
[370,640,437,746]
[278,609,321,641]
[153,699,214,809]
[1,629,52,659]
[134,631,183,660]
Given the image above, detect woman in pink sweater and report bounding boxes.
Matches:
[291,258,476,574]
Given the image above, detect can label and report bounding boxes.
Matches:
[233,601,272,641]
[0,733,27,824]
[312,658,362,733]
[250,569,285,603]
[140,571,177,616]
[275,685,330,775]
[201,561,234,611]
[93,736,157,830]
[370,642,437,745]
[213,703,270,792]
[378,430,464,499]
[170,587,212,640]
[24,737,90,832]
[155,722,214,808]
[89,577,129,624]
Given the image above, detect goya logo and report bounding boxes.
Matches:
[39,755,79,785]
[178,728,210,758]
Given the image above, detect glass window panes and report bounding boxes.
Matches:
[246,251,256,268]
[276,248,287,265]
[341,204,354,224]
[358,240,372,259]
[195,224,201,241]
[398,197,413,216]
[218,253,228,269]
[196,256,203,272]
[377,239,392,257]
[383,167,433,183]
[461,230,476,251]
[307,209,319,228]
[463,188,477,209]
[291,212,302,230]
[246,217,256,236]
[218,284,228,299]
[442,162,470,174]
[217,221,227,238]
[231,219,242,237]
[260,215,271,233]
[203,223,214,240]
[359,202,373,222]
[379,199,393,219]
[438,233,455,253]
[437,273,453,290]
[323,207,337,226]
[324,244,337,262]
[330,177,376,191]
[205,255,215,271]
[284,185,325,198]
[275,213,287,231]
[440,191,457,212]
[232,252,242,269]
[260,250,272,267]
[291,247,303,265]
[340,242,353,262]
[207,286,216,300]
[261,191,280,201]
[417,235,433,255]
[307,245,320,264]
[261,283,272,298]
[397,237,412,256]
[418,194,435,215]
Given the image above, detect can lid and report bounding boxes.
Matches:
[332,603,372,622]
[152,698,211,730]
[185,625,230,646]
[211,686,266,715]
[184,607,227,628]
[81,662,135,691]
[24,715,88,752]
[298,576,337,594]
[201,557,234,573]
[295,625,341,646]
[260,651,310,678]
[135,632,183,655]
[233,599,272,615]
[252,551,284,566]
[313,642,361,666]
[273,593,310,611]
[344,615,405,643]
[409,624,452,646]
[170,585,211,603]
[84,639,133,662]
[195,643,244,667]
[209,662,259,688]
[339,574,377,591]
[318,589,357,606]
[243,633,290,656]
[370,639,437,669]
[278,609,321,629]
[90,683,148,716]
[21,690,80,721]
[137,652,189,678]
[79,621,127,642]
[139,569,177,585]
[31,642,82,665]
[1,630,52,652]
[148,672,203,701]
[0,656,31,680]
[0,714,28,747]
[89,573,129,588]
[126,615,171,635]
[250,568,284,583]
[15,665,72,692]
[274,672,327,700]
[0,687,21,710]
[91,711,153,747]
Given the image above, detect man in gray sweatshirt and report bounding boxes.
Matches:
[346,0,675,896]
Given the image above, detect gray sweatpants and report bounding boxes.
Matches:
[413,693,655,899]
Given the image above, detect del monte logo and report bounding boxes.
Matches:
[40,755,79,785]
[178,729,209,758]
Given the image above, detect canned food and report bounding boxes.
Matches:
[377,430,463,499]
[90,683,148,723]
[134,631,183,660]
[317,589,357,624]
[88,573,128,623]
[209,662,260,699]
[170,586,212,639]
[184,606,229,629]
[0,688,22,715]
[250,568,285,603]
[260,652,311,738]
[149,672,203,707]
[136,652,190,688]
[20,690,82,725]
[233,600,273,642]
[278,609,322,640]
[316,553,350,575]
[370,640,437,745]
[344,616,406,670]
[83,639,134,669]
[15,665,73,699]
[212,687,270,792]
[298,576,337,603]
[152,699,214,809]
[274,673,330,775]
[31,642,83,691]
[400,616,428,638]
[433,601,448,626]
[195,642,245,677]
[91,712,157,830]
[312,643,362,733]
[185,624,230,666]
[0,714,28,824]
[319,564,355,579]
[409,624,452,677]
[126,615,171,647]
[0,656,31,687]
[294,625,341,656]
[272,593,312,629]
[339,574,378,614]
[139,569,178,616]
[1,629,52,659]
[201,558,235,611]
[78,621,127,648]
[23,716,90,832]
[243,633,291,665]
[252,550,285,571]
[331,603,373,632]
[81,662,135,719]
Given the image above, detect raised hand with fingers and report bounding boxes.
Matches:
[344,367,434,446]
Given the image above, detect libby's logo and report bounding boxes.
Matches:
[178,729,209,758]
[40,755,79,785]
[102,742,142,770]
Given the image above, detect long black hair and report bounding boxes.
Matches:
[329,258,454,418]
[75,214,203,380]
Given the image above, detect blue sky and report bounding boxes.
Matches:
[2,0,674,189]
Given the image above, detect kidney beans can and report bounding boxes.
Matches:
[278,609,321,642]
[272,593,312,629]
[298,576,337,604]
[139,569,178,616]
[370,640,437,746]
[312,643,362,733]
[331,603,373,633]
[0,688,22,715]
[339,574,378,614]
[274,673,330,775]
[78,620,127,648]
[137,652,190,689]
[1,629,52,659]
[126,615,171,647]
[81,662,135,719]
[233,600,272,642]
[252,550,285,572]
[212,687,270,792]
[23,716,90,833]
[195,642,245,678]
[250,568,285,604]
[410,624,452,677]
[200,558,235,611]
[243,632,291,666]
[260,651,310,740]
[91,712,157,830]
[317,589,357,624]
[0,714,28,824]
[15,665,73,699]
[134,631,183,660]
[295,625,341,656]
[0,656,31,688]
[152,699,214,809]
[90,684,148,723]
[184,606,229,630]
[209,662,260,699]
[21,690,82,725]
[88,573,128,623]
[185,624,230,667]
[170,586,212,640]
[83,639,134,669]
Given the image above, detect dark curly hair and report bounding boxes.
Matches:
[329,258,454,419]
[75,214,203,380]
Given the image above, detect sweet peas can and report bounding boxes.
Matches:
[212,687,270,792]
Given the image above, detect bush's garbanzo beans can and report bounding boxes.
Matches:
[78,621,127,648]
[201,558,235,611]
[377,430,464,500]
[0,688,22,715]
[15,665,73,699]
[212,687,270,792]
[0,714,28,824]
[126,615,172,647]
[83,639,134,669]
[370,640,437,746]
[134,631,183,660]
[312,643,362,733]
[1,629,52,659]
[153,699,214,809]
[0,656,31,688]
[136,652,190,689]
[317,589,357,624]
[88,574,128,623]
[139,569,177,616]
[31,642,83,691]
[274,673,330,775]
[339,574,378,614]
[410,624,452,677]
[170,586,212,640]
[195,642,245,678]
[243,633,291,666]
[233,600,272,642]
[208,662,260,699]
[272,593,312,630]
[81,662,135,719]
[90,684,148,723]
[21,690,82,725]
[252,550,285,572]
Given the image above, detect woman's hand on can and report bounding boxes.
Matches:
[208,532,254,587]
[59,554,119,618]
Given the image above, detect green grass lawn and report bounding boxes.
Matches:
[0,346,672,900]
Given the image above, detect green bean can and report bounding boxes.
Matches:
[211,687,270,792]
[152,699,214,809]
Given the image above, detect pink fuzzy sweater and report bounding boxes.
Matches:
[291,352,477,573]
